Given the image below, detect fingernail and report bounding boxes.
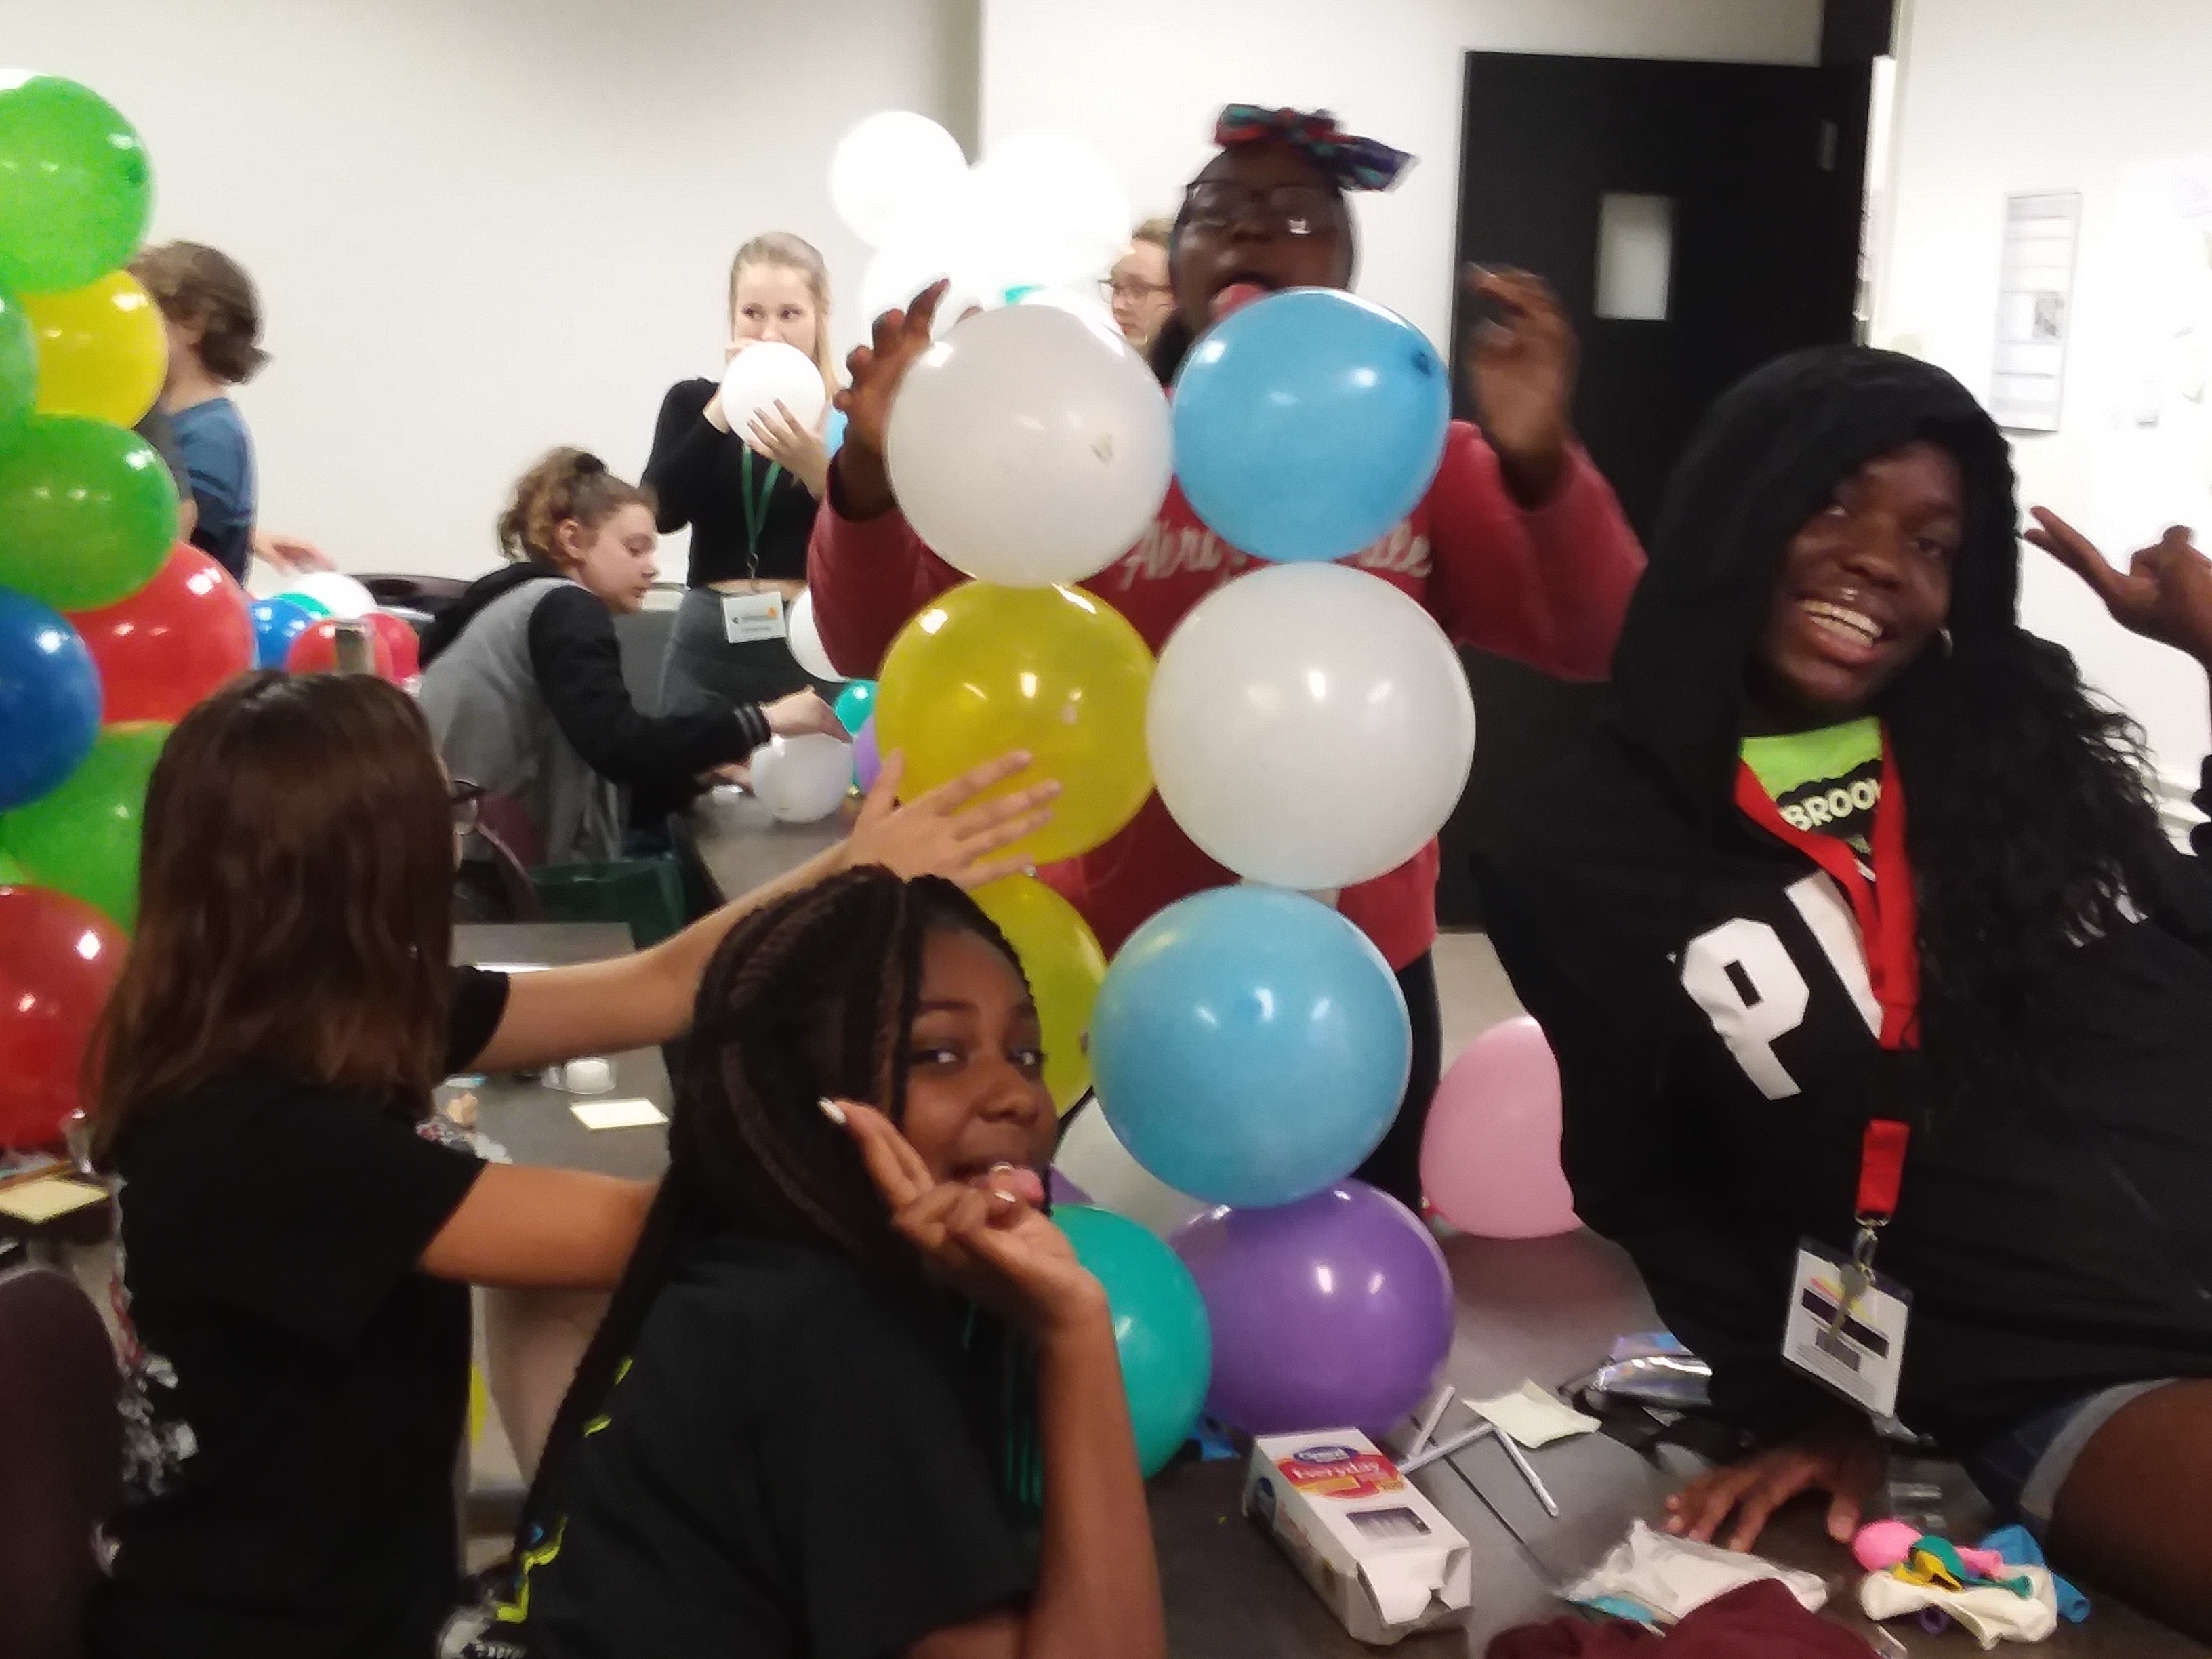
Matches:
[1666,1517,1683,1533]
[818,1097,847,1125]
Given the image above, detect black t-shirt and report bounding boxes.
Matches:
[641,378,820,587]
[519,1237,1036,1659]
[90,966,512,1659]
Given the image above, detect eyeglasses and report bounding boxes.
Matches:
[449,779,485,834]
[1181,182,1345,239]
[1100,274,1170,304]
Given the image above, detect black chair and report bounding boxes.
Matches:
[0,1267,121,1659]
[360,573,469,617]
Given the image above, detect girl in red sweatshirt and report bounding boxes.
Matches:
[806,105,1644,1206]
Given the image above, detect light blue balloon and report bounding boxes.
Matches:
[1054,1204,1212,1476]
[823,407,848,459]
[249,595,315,669]
[1172,288,1452,565]
[1092,886,1411,1207]
[0,587,99,811]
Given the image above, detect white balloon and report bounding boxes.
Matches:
[749,734,851,823]
[884,304,1172,586]
[976,129,1132,291]
[785,590,842,682]
[719,341,825,451]
[858,168,1010,335]
[1148,564,1477,890]
[828,110,968,247]
[1015,285,1121,343]
[857,240,994,342]
[285,572,377,619]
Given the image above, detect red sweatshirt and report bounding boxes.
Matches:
[808,422,1644,969]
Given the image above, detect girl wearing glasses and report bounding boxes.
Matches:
[84,670,1054,1659]
[1103,216,1176,350]
[808,104,1645,1210]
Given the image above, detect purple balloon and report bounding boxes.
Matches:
[853,714,882,792]
[1048,1168,1091,1208]
[1170,1181,1453,1436]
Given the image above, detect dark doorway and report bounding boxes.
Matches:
[1438,49,1872,926]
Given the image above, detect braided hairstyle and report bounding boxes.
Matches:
[518,867,1043,1552]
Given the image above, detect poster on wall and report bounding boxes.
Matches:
[1990,191,2082,432]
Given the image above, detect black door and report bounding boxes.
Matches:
[1437,50,1872,926]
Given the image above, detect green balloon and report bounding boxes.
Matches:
[0,76,155,295]
[0,848,25,885]
[281,590,332,619]
[0,413,178,609]
[0,288,34,435]
[1055,1205,1213,1476]
[0,720,169,930]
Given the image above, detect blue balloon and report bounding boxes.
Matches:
[1172,289,1452,565]
[249,595,316,669]
[1092,886,1411,1207]
[823,407,848,459]
[0,587,100,811]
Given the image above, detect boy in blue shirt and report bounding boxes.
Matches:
[133,242,328,581]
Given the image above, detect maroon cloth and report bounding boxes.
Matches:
[1486,1582,1877,1659]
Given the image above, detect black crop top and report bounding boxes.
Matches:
[641,378,820,588]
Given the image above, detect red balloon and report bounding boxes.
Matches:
[286,617,395,678]
[0,884,129,1149]
[66,542,253,723]
[364,609,420,680]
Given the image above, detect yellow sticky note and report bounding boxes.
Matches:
[0,1177,107,1224]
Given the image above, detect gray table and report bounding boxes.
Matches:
[450,922,672,1182]
[678,786,844,908]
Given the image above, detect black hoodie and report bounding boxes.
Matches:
[1479,348,2212,1451]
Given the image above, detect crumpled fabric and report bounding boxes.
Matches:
[1487,1580,1875,1658]
[1858,1563,2059,1648]
[1561,1521,1829,1622]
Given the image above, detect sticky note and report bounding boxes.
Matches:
[569,1099,668,1131]
[1469,1380,1602,1449]
[0,1177,108,1224]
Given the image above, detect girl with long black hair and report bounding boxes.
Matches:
[483,868,1160,1659]
[808,104,1645,1209]
[1481,346,2212,1637]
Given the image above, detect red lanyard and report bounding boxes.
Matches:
[1734,739,1916,1228]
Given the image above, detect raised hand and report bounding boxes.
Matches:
[840,749,1058,890]
[1463,265,1579,506]
[827,1098,1104,1338]
[2027,508,2212,665]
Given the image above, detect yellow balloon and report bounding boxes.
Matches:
[974,874,1108,1115]
[25,272,168,426]
[878,582,1153,864]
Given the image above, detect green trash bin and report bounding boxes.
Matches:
[530,855,687,949]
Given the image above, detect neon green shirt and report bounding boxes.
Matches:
[1741,716,1882,855]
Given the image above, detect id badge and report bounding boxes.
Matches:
[721,590,788,644]
[1782,1239,1910,1418]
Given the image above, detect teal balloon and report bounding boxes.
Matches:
[0,414,178,611]
[833,678,876,735]
[1056,1204,1212,1476]
[0,76,155,295]
[0,287,35,436]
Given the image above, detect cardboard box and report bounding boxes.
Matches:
[1242,1429,1472,1645]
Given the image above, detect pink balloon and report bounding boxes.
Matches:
[1418,1015,1579,1239]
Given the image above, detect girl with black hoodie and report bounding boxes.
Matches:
[418,448,841,878]
[1481,347,2212,1636]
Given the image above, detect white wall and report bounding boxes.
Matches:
[7,0,981,580]
[1877,0,2212,794]
[980,0,1825,354]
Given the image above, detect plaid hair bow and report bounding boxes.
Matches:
[1212,105,1416,193]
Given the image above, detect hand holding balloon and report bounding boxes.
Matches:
[1463,266,1578,506]
[746,401,831,499]
[833,279,950,520]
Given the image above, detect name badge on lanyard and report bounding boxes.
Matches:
[721,589,788,643]
[1735,740,1919,1419]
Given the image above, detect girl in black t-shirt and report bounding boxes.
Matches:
[83,673,1059,1659]
[496,869,1163,1659]
[646,231,846,717]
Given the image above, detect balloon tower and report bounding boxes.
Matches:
[827,111,1479,1458]
[0,74,245,1155]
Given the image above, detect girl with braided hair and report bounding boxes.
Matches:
[486,867,1161,1659]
